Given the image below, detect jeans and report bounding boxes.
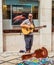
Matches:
[24,35,33,51]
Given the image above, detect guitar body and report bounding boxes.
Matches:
[22,24,34,35]
[21,25,46,35]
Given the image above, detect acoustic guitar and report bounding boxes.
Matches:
[21,24,46,35]
[21,47,48,60]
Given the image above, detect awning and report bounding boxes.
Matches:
[4,0,39,6]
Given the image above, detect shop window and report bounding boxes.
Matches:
[12,5,31,25]
[2,5,11,19]
[3,4,39,32]
[12,5,38,25]
[2,0,39,32]
[32,6,38,19]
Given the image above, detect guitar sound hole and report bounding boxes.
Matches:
[26,28,28,31]
[30,28,32,30]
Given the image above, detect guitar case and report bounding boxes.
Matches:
[22,47,48,60]
[17,47,52,65]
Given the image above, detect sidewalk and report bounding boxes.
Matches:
[0,52,54,65]
[0,52,24,65]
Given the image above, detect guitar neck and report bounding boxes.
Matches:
[35,26,42,28]
[35,25,46,29]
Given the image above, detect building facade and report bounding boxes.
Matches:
[0,0,53,52]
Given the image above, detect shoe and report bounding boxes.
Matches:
[19,50,26,53]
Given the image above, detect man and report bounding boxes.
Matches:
[20,13,35,53]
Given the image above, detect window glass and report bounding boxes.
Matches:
[12,5,38,25]
[2,5,11,19]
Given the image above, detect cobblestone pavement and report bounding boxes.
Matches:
[0,52,24,65]
[0,52,54,65]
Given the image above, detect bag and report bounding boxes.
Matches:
[17,60,47,65]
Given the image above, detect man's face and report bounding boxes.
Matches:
[28,14,33,20]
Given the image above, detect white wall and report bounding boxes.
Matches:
[3,33,40,52]
[3,19,12,30]
[52,32,54,51]
[0,0,3,52]
[39,0,52,51]
[3,33,54,52]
